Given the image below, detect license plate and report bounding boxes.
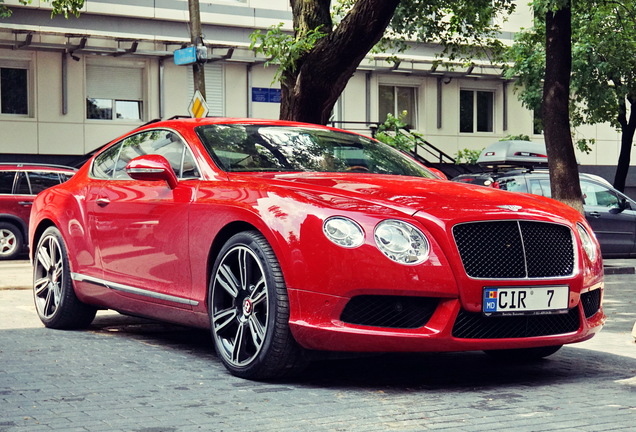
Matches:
[482,286,569,316]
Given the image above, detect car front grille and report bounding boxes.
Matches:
[340,295,438,329]
[452,308,580,339]
[581,288,602,318]
[453,221,575,279]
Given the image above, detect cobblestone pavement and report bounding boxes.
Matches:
[0,261,634,432]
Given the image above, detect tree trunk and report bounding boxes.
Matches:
[543,4,584,213]
[613,96,636,192]
[188,0,206,99]
[281,0,401,125]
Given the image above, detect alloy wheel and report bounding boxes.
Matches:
[0,227,18,258]
[33,234,65,319]
[212,245,269,368]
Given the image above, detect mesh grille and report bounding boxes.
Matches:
[452,308,580,339]
[453,221,575,279]
[340,296,438,329]
[581,289,602,318]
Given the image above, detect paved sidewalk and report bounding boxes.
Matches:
[1,260,635,431]
[0,260,32,290]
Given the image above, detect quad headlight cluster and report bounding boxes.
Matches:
[323,217,430,265]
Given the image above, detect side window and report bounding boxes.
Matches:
[0,171,16,194]
[14,172,31,194]
[111,129,199,180]
[92,143,122,179]
[527,178,552,197]
[581,181,620,208]
[498,176,527,193]
[28,172,63,194]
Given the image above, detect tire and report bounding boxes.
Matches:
[209,231,306,380]
[33,226,97,329]
[0,222,23,260]
[484,345,563,361]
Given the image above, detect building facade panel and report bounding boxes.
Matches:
[0,0,632,191]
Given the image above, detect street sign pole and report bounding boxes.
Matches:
[188,0,206,100]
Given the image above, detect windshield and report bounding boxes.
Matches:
[195,124,436,178]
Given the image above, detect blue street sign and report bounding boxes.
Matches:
[252,87,281,103]
[174,46,198,66]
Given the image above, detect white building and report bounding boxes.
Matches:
[0,0,629,178]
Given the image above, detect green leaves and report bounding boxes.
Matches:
[507,0,636,132]
[249,23,327,83]
[375,112,421,152]
[1,0,84,18]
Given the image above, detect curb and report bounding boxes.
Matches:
[603,265,636,275]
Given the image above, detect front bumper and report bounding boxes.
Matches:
[287,287,605,352]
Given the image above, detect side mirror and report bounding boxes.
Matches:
[125,155,179,189]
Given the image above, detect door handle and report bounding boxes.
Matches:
[18,201,33,206]
[588,211,601,218]
[96,198,110,207]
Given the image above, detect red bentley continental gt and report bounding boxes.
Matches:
[29,118,605,379]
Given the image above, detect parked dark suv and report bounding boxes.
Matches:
[0,164,76,259]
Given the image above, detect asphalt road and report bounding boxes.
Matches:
[1,260,635,431]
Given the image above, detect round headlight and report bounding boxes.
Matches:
[577,223,597,262]
[323,216,365,248]
[374,220,430,265]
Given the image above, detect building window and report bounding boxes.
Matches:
[1,67,28,115]
[460,89,494,133]
[379,85,417,128]
[533,108,544,135]
[86,64,144,120]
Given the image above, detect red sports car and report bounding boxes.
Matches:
[29,118,605,379]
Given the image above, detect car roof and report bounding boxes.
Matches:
[138,117,351,136]
[476,140,548,168]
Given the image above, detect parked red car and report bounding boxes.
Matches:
[29,118,605,379]
[0,163,75,259]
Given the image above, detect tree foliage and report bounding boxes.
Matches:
[252,0,517,125]
[1,0,84,18]
[506,0,636,192]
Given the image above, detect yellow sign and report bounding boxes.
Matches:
[188,90,209,118]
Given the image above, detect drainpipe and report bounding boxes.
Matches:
[159,58,165,119]
[61,52,68,115]
[247,64,253,118]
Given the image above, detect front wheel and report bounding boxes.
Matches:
[484,345,563,361]
[33,226,97,329]
[209,231,306,380]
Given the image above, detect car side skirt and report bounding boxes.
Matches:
[71,273,199,307]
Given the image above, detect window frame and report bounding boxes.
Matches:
[85,61,146,122]
[378,84,418,129]
[0,60,31,117]
[459,89,495,133]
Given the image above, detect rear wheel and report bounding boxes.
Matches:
[484,345,563,361]
[33,226,97,329]
[209,231,306,380]
[0,222,23,260]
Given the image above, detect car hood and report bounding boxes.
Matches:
[246,172,580,224]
